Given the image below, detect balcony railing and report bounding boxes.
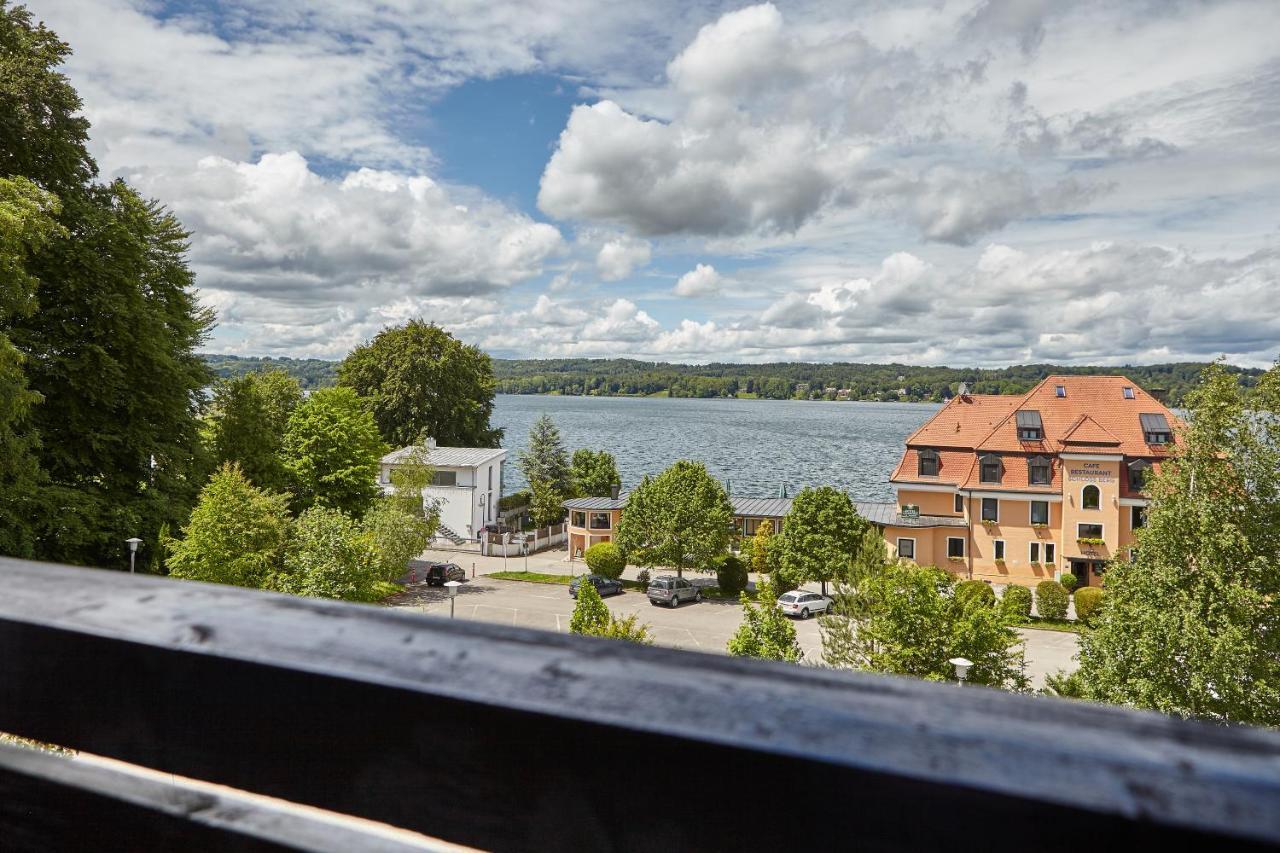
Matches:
[2,556,1279,850]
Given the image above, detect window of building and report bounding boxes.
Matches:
[1082,484,1100,509]
[981,497,998,522]
[1078,523,1104,540]
[954,493,963,513]
[431,470,457,487]
[917,449,939,477]
[947,537,965,559]
[1128,459,1152,491]
[979,454,1002,484]
[1131,506,1146,529]
[589,512,611,530]
[1123,386,1135,399]
[1029,542,1040,563]
[1055,384,1067,398]
[571,511,586,528]
[1030,500,1049,525]
[1045,543,1056,564]
[1015,410,1043,441]
[1028,455,1052,485]
[897,538,915,560]
[488,466,492,490]
[993,539,1005,560]
[1140,413,1172,444]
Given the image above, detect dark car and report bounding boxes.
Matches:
[424,562,465,587]
[646,575,700,608]
[570,573,624,599]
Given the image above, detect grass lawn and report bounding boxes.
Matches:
[1016,616,1087,634]
[356,580,404,602]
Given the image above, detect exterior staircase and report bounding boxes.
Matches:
[434,523,469,546]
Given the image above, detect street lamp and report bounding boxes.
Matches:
[445,580,461,619]
[949,657,973,686]
[125,537,143,574]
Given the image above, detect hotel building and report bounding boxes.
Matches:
[884,376,1181,587]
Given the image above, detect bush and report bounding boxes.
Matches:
[498,490,531,511]
[583,542,625,579]
[1000,584,1033,621]
[715,554,749,595]
[955,580,995,609]
[636,568,651,587]
[1036,580,1069,620]
[1059,571,1078,592]
[1074,587,1104,624]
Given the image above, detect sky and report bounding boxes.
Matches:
[28,0,1280,367]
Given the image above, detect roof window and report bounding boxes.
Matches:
[1140,413,1172,445]
[1122,387,1135,399]
[1055,384,1067,398]
[1016,410,1044,441]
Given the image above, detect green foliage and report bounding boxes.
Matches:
[1059,571,1078,592]
[282,387,386,518]
[569,578,610,635]
[1035,581,1069,620]
[276,506,380,600]
[203,370,302,492]
[571,448,621,498]
[727,580,803,662]
[1043,669,1087,699]
[714,553,749,595]
[361,498,435,582]
[520,415,572,524]
[1000,584,1033,621]
[821,563,1028,690]
[636,568,651,587]
[1073,587,1103,625]
[201,354,337,390]
[584,541,626,579]
[528,477,565,528]
[594,613,653,644]
[748,519,775,576]
[777,487,870,594]
[338,320,501,448]
[955,580,996,609]
[499,489,531,511]
[1078,362,1280,725]
[165,464,290,588]
[614,461,733,577]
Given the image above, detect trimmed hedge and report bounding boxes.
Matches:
[955,579,996,609]
[1000,584,1033,620]
[1074,587,1104,624]
[1036,580,1069,620]
[583,542,625,579]
[714,554,749,595]
[1059,571,1078,592]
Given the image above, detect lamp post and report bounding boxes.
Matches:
[949,656,973,686]
[125,537,143,574]
[445,580,461,619]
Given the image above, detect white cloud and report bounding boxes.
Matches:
[595,236,652,281]
[674,263,722,297]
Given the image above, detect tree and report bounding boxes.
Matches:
[203,370,302,492]
[821,562,1028,690]
[282,386,387,518]
[571,448,620,498]
[584,541,625,579]
[1077,363,1280,725]
[777,486,870,596]
[528,477,565,528]
[277,506,381,601]
[613,461,733,578]
[360,443,439,580]
[520,414,572,500]
[569,578,610,635]
[338,320,501,448]
[165,464,290,588]
[728,580,803,662]
[748,520,776,577]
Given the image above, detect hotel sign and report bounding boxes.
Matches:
[900,505,920,519]
[1066,462,1114,483]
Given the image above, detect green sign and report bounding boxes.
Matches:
[900,505,920,520]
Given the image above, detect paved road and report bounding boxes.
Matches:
[386,569,1080,688]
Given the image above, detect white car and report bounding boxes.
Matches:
[777,590,833,619]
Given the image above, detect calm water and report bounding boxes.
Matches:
[493,395,940,502]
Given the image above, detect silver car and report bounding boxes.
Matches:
[647,575,701,608]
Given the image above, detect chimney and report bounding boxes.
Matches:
[610,483,620,500]
[425,437,437,450]
[1147,388,1169,405]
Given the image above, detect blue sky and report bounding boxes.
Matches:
[30,0,1280,366]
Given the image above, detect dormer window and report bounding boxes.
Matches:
[1016,410,1043,441]
[1140,413,1172,444]
[1055,385,1067,398]
[1122,387,1135,399]
[917,449,940,477]
[1128,459,1152,491]
[979,454,1002,484]
[1028,455,1052,486]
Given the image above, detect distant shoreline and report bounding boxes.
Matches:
[495,392,943,404]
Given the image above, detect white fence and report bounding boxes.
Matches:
[480,524,566,557]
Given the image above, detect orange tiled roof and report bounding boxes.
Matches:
[903,394,1023,449]
[1059,415,1122,447]
[890,448,979,486]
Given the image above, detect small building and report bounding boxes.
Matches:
[563,493,626,559]
[380,439,506,544]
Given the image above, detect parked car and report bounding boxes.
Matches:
[569,574,625,599]
[424,563,466,587]
[647,575,701,608]
[777,590,832,619]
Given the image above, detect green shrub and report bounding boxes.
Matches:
[1000,584,1033,620]
[1059,571,1078,592]
[955,579,996,609]
[714,554,749,595]
[1074,587,1104,624]
[498,490,531,511]
[1035,580,1069,620]
[583,542,625,579]
[636,568,651,587]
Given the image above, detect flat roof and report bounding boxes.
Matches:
[382,445,506,469]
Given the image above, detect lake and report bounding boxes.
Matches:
[492,395,940,502]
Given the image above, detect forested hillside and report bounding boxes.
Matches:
[202,354,1260,406]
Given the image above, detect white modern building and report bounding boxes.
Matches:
[379,439,506,545]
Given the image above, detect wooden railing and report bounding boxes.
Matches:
[2,556,1279,851]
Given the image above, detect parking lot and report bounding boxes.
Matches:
[385,570,1079,687]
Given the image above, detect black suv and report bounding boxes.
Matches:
[569,574,625,599]
[424,563,465,587]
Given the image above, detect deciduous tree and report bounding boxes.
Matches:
[571,448,620,498]
[569,578,610,635]
[777,486,870,595]
[727,580,803,662]
[282,387,387,518]
[277,505,381,601]
[203,370,302,493]
[614,461,733,578]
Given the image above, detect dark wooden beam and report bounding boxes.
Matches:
[1,558,1279,851]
